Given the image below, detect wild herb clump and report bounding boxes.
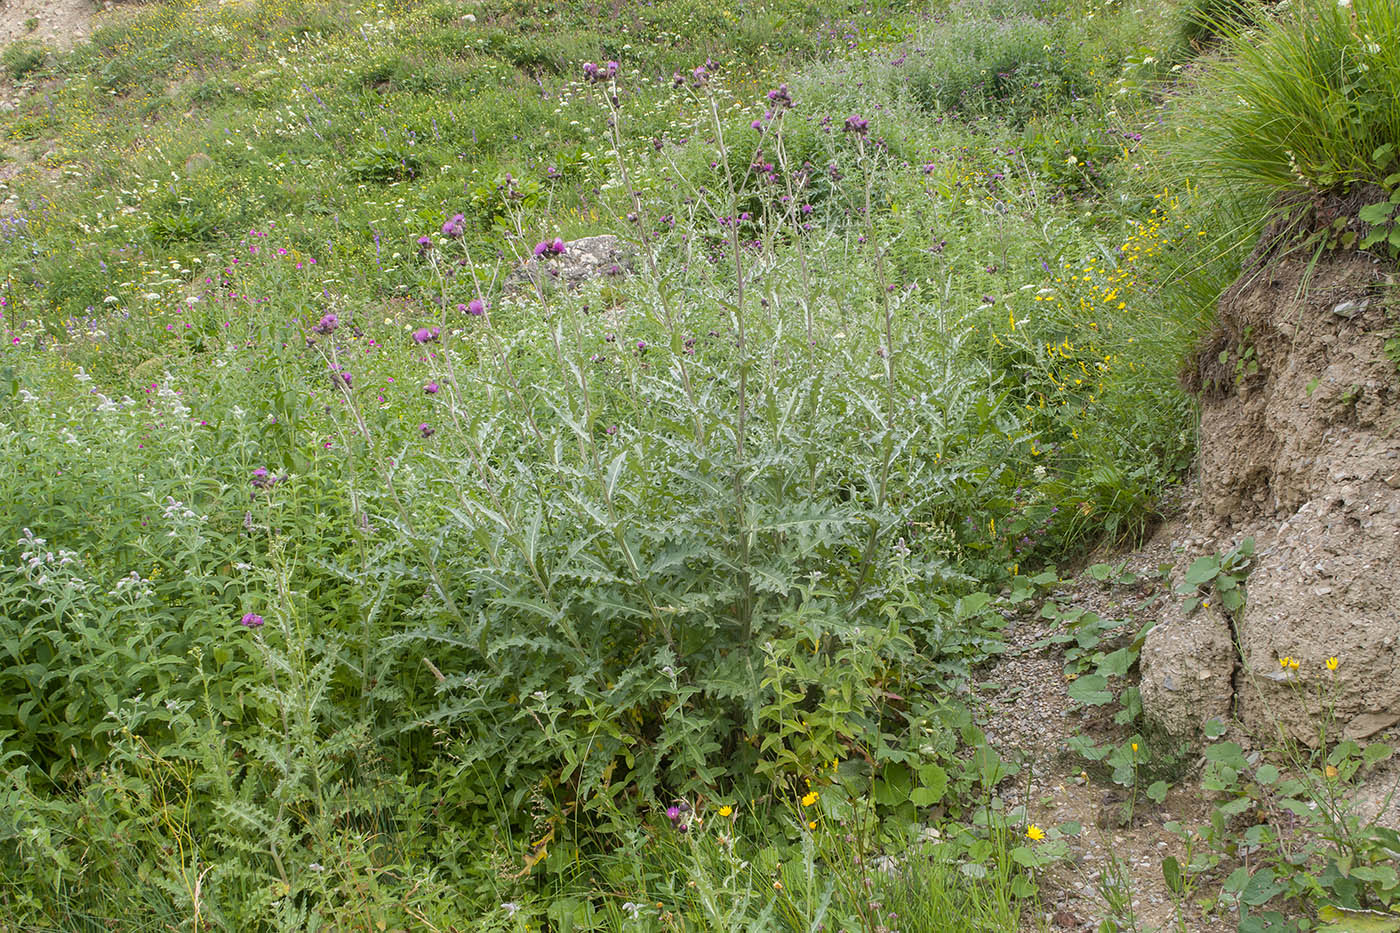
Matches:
[0,0,1247,926]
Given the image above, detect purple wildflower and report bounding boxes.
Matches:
[442,213,465,238]
[412,327,441,344]
[419,423,435,438]
[424,381,440,394]
[416,235,432,248]
[312,312,338,335]
[240,612,265,628]
[843,114,869,136]
[467,298,486,315]
[533,238,567,258]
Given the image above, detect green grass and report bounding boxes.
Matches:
[1176,0,1400,200]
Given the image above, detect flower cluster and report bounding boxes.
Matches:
[766,84,793,109]
[312,312,338,335]
[664,801,692,832]
[533,237,567,258]
[582,60,619,83]
[411,326,441,344]
[843,114,869,136]
[441,213,465,238]
[240,612,264,628]
[674,60,713,88]
[250,467,285,490]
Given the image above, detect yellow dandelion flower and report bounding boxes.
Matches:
[808,820,817,830]
[1289,658,1299,670]
[718,805,733,818]
[801,791,819,807]
[1026,825,1046,841]
[1326,657,1339,671]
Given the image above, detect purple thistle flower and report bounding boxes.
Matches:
[312,312,338,335]
[412,327,441,344]
[534,237,566,258]
[441,213,465,238]
[666,806,681,821]
[419,423,435,438]
[467,298,486,315]
[240,612,264,628]
[424,381,440,394]
[843,114,869,136]
[417,235,432,248]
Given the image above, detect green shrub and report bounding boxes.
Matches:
[1174,0,1262,50]
[901,17,1091,124]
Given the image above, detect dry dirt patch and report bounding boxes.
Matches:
[0,0,96,51]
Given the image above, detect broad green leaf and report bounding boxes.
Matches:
[1183,555,1221,587]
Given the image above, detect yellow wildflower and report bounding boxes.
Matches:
[1026,825,1046,841]
[801,791,819,807]
[1326,657,1339,671]
[718,805,733,818]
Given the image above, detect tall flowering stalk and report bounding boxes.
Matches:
[846,116,902,603]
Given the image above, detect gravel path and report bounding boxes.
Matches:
[977,505,1237,932]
